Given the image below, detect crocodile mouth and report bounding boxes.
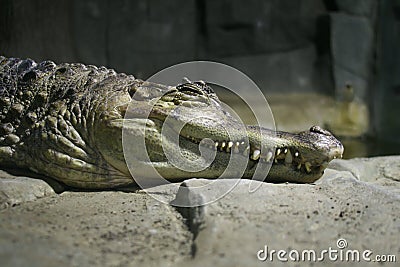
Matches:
[141,117,343,180]
[181,135,339,176]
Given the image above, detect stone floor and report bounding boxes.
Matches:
[1,156,399,267]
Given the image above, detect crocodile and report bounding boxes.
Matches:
[0,56,343,189]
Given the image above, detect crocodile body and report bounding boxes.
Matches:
[0,56,343,188]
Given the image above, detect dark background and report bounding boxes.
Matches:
[0,0,399,147]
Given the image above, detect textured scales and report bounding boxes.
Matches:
[0,56,139,187]
[0,56,344,188]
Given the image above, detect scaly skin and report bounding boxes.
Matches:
[0,57,343,188]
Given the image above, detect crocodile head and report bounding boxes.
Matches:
[95,80,343,185]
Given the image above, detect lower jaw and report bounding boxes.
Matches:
[147,155,323,183]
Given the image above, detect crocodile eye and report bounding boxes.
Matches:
[309,125,332,136]
[177,83,204,96]
[180,87,201,95]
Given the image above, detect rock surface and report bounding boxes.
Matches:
[1,156,399,266]
[0,170,57,210]
[176,162,400,266]
[0,190,192,267]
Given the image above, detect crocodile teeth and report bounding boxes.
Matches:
[297,163,302,170]
[265,151,273,162]
[243,146,250,156]
[284,150,292,164]
[294,151,299,157]
[233,144,239,154]
[214,142,219,148]
[305,162,312,173]
[251,150,261,160]
[276,148,281,156]
[226,141,233,152]
[220,142,226,151]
